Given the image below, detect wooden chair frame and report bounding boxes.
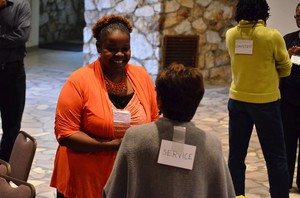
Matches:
[0,174,36,198]
[0,131,37,181]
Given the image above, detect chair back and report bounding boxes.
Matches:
[0,159,11,176]
[0,174,36,198]
[9,131,37,181]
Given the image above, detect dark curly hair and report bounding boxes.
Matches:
[92,14,133,42]
[234,0,270,23]
[156,63,205,122]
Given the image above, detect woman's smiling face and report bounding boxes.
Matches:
[99,31,131,73]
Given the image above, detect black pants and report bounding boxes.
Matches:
[57,190,65,198]
[228,99,289,198]
[0,62,26,162]
[281,101,300,189]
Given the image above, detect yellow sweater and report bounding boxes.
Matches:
[226,20,291,103]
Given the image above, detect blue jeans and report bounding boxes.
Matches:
[228,99,289,198]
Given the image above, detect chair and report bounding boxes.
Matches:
[0,158,11,176]
[0,131,37,181]
[0,174,36,198]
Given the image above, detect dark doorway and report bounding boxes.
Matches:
[39,0,85,52]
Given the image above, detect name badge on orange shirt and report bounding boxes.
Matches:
[113,109,131,123]
[235,39,253,55]
[113,109,131,138]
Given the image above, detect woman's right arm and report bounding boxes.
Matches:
[55,73,119,153]
[59,131,122,152]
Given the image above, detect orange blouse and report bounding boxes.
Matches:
[50,59,159,198]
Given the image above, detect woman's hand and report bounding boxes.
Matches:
[288,46,300,56]
[109,138,123,148]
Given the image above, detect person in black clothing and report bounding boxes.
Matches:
[0,0,31,162]
[280,2,300,191]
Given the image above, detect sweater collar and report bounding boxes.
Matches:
[238,20,265,28]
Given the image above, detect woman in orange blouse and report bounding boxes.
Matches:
[50,15,159,198]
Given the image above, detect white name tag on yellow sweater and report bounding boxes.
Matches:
[235,39,253,54]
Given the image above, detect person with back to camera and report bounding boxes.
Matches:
[226,0,292,197]
[280,2,300,192]
[103,63,236,198]
[50,14,160,198]
[0,0,31,162]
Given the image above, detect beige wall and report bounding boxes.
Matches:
[268,0,299,36]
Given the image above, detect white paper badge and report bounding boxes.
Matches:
[113,109,131,123]
[235,39,253,55]
[157,139,196,170]
[291,55,300,65]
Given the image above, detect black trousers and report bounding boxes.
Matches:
[0,61,26,162]
[281,101,300,189]
[57,190,65,198]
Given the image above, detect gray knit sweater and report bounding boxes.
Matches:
[103,117,235,198]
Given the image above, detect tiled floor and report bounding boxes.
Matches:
[1,48,300,197]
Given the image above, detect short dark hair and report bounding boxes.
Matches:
[234,0,270,23]
[155,63,205,122]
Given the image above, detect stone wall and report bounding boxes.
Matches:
[83,0,238,85]
[162,0,237,84]
[39,0,85,44]
[39,0,237,84]
[84,0,163,82]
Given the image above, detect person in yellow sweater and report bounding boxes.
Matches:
[226,0,292,197]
